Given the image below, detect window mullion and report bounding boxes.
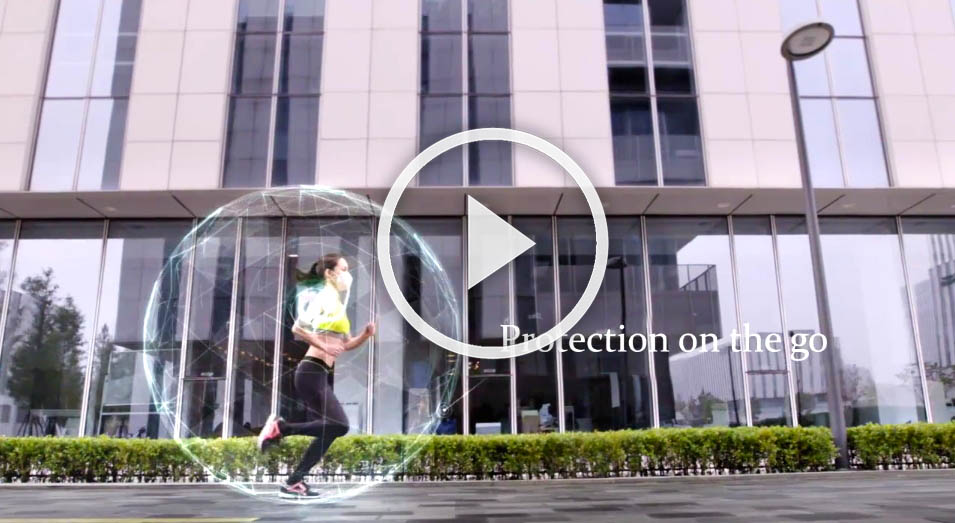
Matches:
[265,0,287,187]
[641,0,664,186]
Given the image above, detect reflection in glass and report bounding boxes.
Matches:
[513,219,559,433]
[468,266,510,435]
[231,219,282,436]
[799,99,845,188]
[794,54,830,97]
[902,218,955,422]
[835,99,888,187]
[238,0,279,32]
[0,223,20,436]
[31,100,86,191]
[468,0,507,32]
[826,39,873,97]
[820,0,863,36]
[84,221,191,438]
[281,219,373,433]
[819,218,925,425]
[0,221,105,436]
[232,34,278,95]
[181,221,237,437]
[647,217,745,427]
[468,35,509,95]
[468,96,511,185]
[375,219,463,434]
[89,0,142,97]
[76,99,128,191]
[648,0,694,94]
[657,99,704,185]
[558,218,652,431]
[422,35,464,95]
[422,0,462,32]
[732,218,791,426]
[44,0,100,98]
[271,96,319,186]
[419,96,464,186]
[279,34,323,95]
[284,0,325,32]
[224,97,272,188]
[611,98,657,185]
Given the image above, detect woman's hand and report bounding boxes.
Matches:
[362,322,377,338]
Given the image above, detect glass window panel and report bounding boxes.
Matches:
[468,34,509,94]
[89,0,141,97]
[468,0,507,32]
[611,97,657,185]
[0,223,17,436]
[468,96,511,185]
[820,0,863,36]
[422,0,462,32]
[284,0,325,33]
[224,96,272,188]
[180,380,226,438]
[374,218,464,434]
[419,96,464,186]
[799,99,845,188]
[271,96,319,186]
[279,34,322,94]
[76,99,128,191]
[230,219,282,436]
[779,0,819,29]
[835,99,888,187]
[31,100,86,191]
[45,0,100,98]
[901,217,955,422]
[605,1,645,32]
[231,34,278,95]
[608,67,648,93]
[468,267,510,435]
[558,218,652,431]
[513,218,559,433]
[237,0,279,32]
[606,37,648,70]
[732,217,791,426]
[647,217,745,427]
[83,220,191,437]
[794,54,830,97]
[0,221,105,436]
[819,217,925,425]
[648,0,694,94]
[657,99,704,185]
[421,35,463,94]
[281,218,374,433]
[826,39,872,97]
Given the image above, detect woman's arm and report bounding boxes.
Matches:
[344,323,376,351]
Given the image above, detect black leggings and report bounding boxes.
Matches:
[281,356,349,484]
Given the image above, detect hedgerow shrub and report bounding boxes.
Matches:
[847,422,955,470]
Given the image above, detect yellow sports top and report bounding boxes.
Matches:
[296,282,350,335]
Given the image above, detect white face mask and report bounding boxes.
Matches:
[335,271,353,293]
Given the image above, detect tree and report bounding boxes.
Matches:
[5,268,86,435]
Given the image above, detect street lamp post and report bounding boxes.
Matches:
[780,21,849,469]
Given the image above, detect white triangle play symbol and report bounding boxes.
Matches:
[467,195,536,289]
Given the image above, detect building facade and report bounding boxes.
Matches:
[1,0,955,438]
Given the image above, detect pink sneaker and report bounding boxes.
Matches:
[257,414,283,452]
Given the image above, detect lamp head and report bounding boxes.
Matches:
[781,21,835,61]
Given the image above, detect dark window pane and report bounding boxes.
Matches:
[646,217,745,427]
[224,97,272,187]
[468,96,511,185]
[468,34,509,94]
[76,98,128,191]
[558,218,652,431]
[232,34,277,94]
[513,218,559,434]
[611,97,656,185]
[421,35,463,94]
[31,100,86,191]
[648,0,687,28]
[181,380,226,437]
[237,0,279,32]
[419,96,463,185]
[230,219,283,436]
[284,0,325,32]
[272,96,319,186]
[468,0,507,32]
[84,220,192,437]
[279,33,322,94]
[608,66,648,93]
[422,0,462,32]
[45,0,100,97]
[374,218,464,434]
[657,99,704,185]
[469,268,510,434]
[90,0,142,97]
[648,0,694,94]
[0,220,106,436]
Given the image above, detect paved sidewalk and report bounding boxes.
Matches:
[1,470,954,522]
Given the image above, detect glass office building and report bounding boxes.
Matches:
[1,0,955,437]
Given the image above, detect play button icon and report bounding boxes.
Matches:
[466,196,535,289]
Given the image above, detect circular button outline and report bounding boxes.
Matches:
[377,128,608,359]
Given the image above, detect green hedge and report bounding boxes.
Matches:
[848,423,955,470]
[0,426,838,483]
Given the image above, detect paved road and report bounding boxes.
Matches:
[1,470,954,522]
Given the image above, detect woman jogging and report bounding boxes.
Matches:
[257,253,375,499]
